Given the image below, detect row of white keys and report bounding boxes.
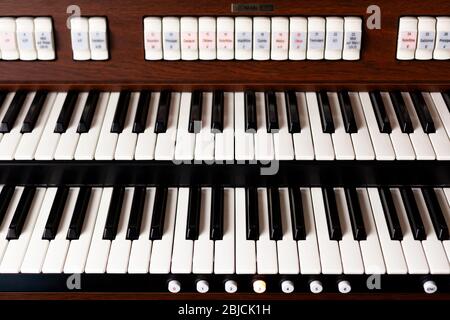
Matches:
[128,188,155,273]
[95,93,120,160]
[214,188,235,274]
[0,188,46,273]
[401,92,436,160]
[174,92,195,160]
[254,92,274,160]
[277,188,300,274]
[439,188,450,261]
[348,92,375,160]
[15,93,57,160]
[115,93,139,160]
[54,93,88,160]
[192,188,214,273]
[235,188,256,273]
[194,93,215,161]
[154,93,181,160]
[359,92,396,160]
[214,93,234,161]
[234,93,254,160]
[0,93,16,145]
[328,93,355,160]
[106,188,134,273]
[367,188,408,274]
[149,188,177,273]
[0,92,35,160]
[274,93,294,160]
[135,93,159,160]
[381,92,416,160]
[0,187,23,263]
[292,93,315,160]
[430,92,450,137]
[306,92,335,160]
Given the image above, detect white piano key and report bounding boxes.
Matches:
[128,188,155,273]
[335,188,364,274]
[298,188,321,274]
[235,92,254,160]
[192,188,214,273]
[293,93,315,160]
[94,92,120,160]
[256,188,278,274]
[359,92,396,160]
[154,93,180,160]
[0,188,45,273]
[0,92,36,160]
[64,188,102,274]
[170,188,193,273]
[0,187,22,264]
[214,188,235,274]
[437,188,450,261]
[391,188,429,274]
[381,92,416,160]
[174,92,195,161]
[273,92,294,160]
[74,92,109,160]
[254,92,274,160]
[134,92,158,160]
[306,92,335,160]
[15,92,57,160]
[401,92,436,160]
[214,92,234,161]
[20,188,56,273]
[235,188,256,274]
[35,93,67,160]
[42,188,80,273]
[194,92,215,161]
[114,93,139,160]
[54,92,88,160]
[84,188,113,273]
[412,189,449,274]
[328,93,355,160]
[430,92,450,137]
[106,188,133,273]
[357,188,386,274]
[311,188,343,274]
[277,188,300,274]
[348,92,375,160]
[149,188,177,273]
[0,93,16,145]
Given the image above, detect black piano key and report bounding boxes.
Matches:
[186,187,201,240]
[442,91,450,113]
[344,188,367,241]
[126,187,146,240]
[246,188,259,240]
[267,187,282,240]
[77,90,100,133]
[54,90,79,133]
[188,90,203,133]
[210,187,224,240]
[400,188,426,240]
[111,90,131,133]
[379,188,403,240]
[284,90,300,133]
[7,187,36,240]
[288,187,305,240]
[132,90,151,133]
[211,90,224,133]
[337,90,357,133]
[317,91,335,133]
[244,91,257,132]
[0,91,7,109]
[154,90,171,133]
[369,91,391,133]
[389,91,413,133]
[322,188,342,240]
[421,188,449,241]
[265,91,279,133]
[21,90,48,133]
[66,187,91,240]
[410,91,435,133]
[0,90,28,133]
[149,187,168,240]
[0,186,15,226]
[102,187,125,240]
[42,187,69,240]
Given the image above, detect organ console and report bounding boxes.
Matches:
[0,0,448,301]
